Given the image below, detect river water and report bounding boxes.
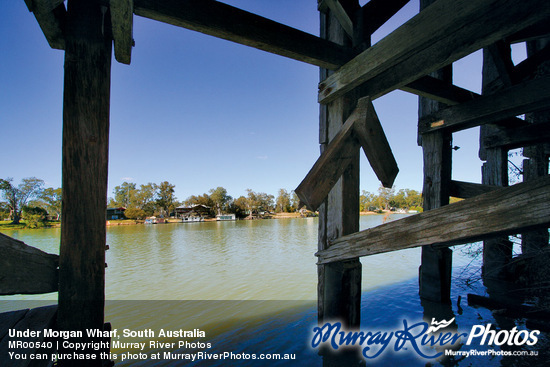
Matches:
[2,215,547,366]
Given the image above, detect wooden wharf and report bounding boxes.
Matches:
[2,0,549,365]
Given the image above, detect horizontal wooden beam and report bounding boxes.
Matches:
[318,0,550,104]
[449,180,499,199]
[0,232,59,295]
[508,19,550,43]
[483,122,550,150]
[296,97,397,211]
[401,76,479,105]
[419,76,550,133]
[317,175,550,264]
[133,0,356,70]
[110,0,134,64]
[24,0,66,50]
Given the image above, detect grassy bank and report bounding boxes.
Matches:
[0,220,61,230]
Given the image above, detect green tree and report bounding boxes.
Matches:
[275,189,291,213]
[360,190,378,212]
[112,182,137,208]
[22,205,48,228]
[290,191,300,212]
[0,202,10,220]
[209,187,232,215]
[41,187,62,220]
[377,185,395,211]
[134,183,158,216]
[246,189,274,214]
[157,181,176,217]
[124,207,147,219]
[0,177,44,224]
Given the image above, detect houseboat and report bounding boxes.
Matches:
[216,214,236,221]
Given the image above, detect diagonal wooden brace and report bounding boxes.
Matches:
[295,96,398,211]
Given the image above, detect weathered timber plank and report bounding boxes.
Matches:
[419,76,550,134]
[296,107,360,212]
[509,20,550,43]
[401,76,479,105]
[323,0,354,37]
[487,41,516,88]
[514,43,550,82]
[449,180,499,199]
[417,52,453,303]
[0,305,57,367]
[295,97,398,212]
[133,0,356,70]
[353,98,398,188]
[483,122,550,150]
[24,0,66,50]
[316,175,550,264]
[317,3,362,333]
[0,232,58,295]
[58,2,111,365]
[318,0,550,104]
[110,0,133,64]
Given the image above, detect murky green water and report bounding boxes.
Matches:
[4,215,543,366]
[1,214,419,303]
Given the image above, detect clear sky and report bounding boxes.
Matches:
[0,1,526,202]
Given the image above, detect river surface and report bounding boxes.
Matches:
[2,215,547,366]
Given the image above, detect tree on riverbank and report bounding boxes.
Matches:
[209,187,232,216]
[40,187,62,220]
[275,189,292,213]
[0,177,44,224]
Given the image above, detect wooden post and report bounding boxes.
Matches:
[417,0,453,304]
[480,47,513,280]
[317,0,361,346]
[522,37,550,255]
[58,0,111,365]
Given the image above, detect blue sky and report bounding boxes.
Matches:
[0,1,526,202]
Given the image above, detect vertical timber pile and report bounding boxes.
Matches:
[318,0,362,330]
[418,0,453,303]
[522,37,550,254]
[58,0,112,365]
[479,47,512,280]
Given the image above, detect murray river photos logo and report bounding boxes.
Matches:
[311,318,540,360]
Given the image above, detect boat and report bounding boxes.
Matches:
[216,214,236,221]
[182,216,203,223]
[145,216,166,224]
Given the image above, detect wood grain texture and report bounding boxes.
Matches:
[24,0,66,50]
[419,76,550,133]
[401,75,478,105]
[0,233,58,295]
[110,0,133,64]
[318,0,550,103]
[316,176,550,264]
[482,122,550,150]
[133,0,356,70]
[58,1,111,364]
[296,97,397,212]
[323,0,354,37]
[317,2,362,330]
[449,180,499,199]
